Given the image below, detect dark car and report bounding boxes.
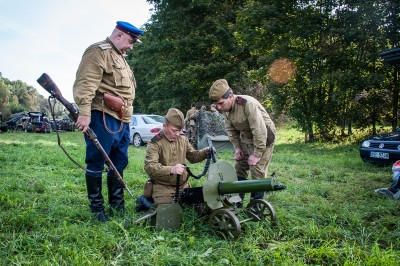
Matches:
[10,112,52,133]
[27,112,51,133]
[11,116,30,132]
[57,118,75,131]
[360,128,400,164]
[5,113,28,131]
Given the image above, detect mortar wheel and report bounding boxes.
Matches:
[246,199,277,225]
[208,208,241,240]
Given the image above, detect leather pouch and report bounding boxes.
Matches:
[144,179,154,198]
[103,92,125,119]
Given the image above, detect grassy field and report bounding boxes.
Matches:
[0,128,399,265]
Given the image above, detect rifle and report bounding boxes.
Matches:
[36,73,134,198]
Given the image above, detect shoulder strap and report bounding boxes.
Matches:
[236,96,247,105]
[98,43,112,50]
[151,133,163,142]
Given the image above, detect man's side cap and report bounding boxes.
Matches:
[209,79,230,102]
[116,21,144,43]
[165,108,185,130]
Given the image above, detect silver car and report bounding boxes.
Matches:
[130,114,165,147]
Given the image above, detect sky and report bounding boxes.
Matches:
[0,0,153,102]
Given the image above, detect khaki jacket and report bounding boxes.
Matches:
[144,131,209,200]
[223,95,276,157]
[185,107,197,121]
[73,38,136,122]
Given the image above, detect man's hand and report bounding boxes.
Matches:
[75,115,91,133]
[248,154,260,166]
[234,148,244,161]
[171,164,186,175]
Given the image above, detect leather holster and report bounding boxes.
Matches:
[103,92,125,119]
[143,179,154,198]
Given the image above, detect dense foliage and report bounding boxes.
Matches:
[1,1,399,141]
[129,0,399,141]
[0,76,49,119]
[0,75,66,121]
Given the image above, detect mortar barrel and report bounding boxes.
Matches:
[218,178,285,195]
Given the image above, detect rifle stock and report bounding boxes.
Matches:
[37,73,79,121]
[36,73,133,198]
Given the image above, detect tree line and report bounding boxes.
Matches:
[0,74,64,121]
[129,0,399,141]
[1,1,398,142]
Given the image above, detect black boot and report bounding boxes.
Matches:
[86,175,108,222]
[135,195,153,212]
[389,177,400,193]
[107,175,125,214]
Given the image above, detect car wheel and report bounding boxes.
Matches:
[133,133,144,147]
[16,126,23,132]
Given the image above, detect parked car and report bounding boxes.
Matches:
[5,113,29,131]
[25,112,51,133]
[0,122,8,132]
[9,112,51,133]
[57,118,75,131]
[360,128,400,164]
[130,114,165,147]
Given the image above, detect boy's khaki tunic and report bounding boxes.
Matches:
[73,37,135,122]
[144,131,209,203]
[224,95,276,179]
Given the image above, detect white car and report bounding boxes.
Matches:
[130,114,165,147]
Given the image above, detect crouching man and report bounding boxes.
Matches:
[136,108,212,211]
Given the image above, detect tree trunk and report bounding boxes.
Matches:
[347,120,353,135]
[393,66,399,131]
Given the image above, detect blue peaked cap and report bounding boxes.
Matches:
[116,21,144,42]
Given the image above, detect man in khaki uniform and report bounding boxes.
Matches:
[209,79,276,205]
[73,21,143,222]
[184,103,198,145]
[136,108,211,211]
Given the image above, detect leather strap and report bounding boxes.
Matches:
[48,96,106,174]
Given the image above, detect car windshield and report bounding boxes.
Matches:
[143,115,165,124]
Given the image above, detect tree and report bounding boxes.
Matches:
[130,0,247,114]
[0,78,12,118]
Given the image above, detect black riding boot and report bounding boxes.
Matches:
[389,177,400,193]
[135,195,154,212]
[107,175,125,214]
[86,175,108,222]
[236,176,247,208]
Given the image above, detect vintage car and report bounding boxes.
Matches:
[57,118,75,132]
[9,112,51,133]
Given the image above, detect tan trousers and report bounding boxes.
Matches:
[235,142,274,180]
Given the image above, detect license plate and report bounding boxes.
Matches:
[370,151,389,159]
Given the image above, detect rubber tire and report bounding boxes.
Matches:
[133,133,144,147]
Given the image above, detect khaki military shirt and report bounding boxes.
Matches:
[185,107,197,121]
[73,38,136,122]
[144,131,209,199]
[223,95,276,157]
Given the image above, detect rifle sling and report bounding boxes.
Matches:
[48,96,107,174]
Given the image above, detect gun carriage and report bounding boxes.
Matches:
[136,136,286,240]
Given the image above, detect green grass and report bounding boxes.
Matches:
[0,129,399,265]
